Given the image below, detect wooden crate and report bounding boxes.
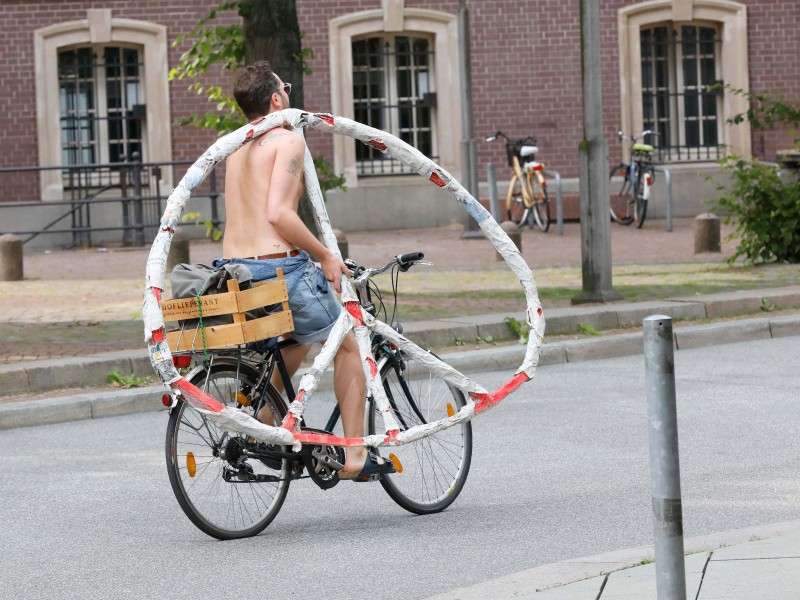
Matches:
[160,268,294,352]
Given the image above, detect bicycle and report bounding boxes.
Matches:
[485,131,550,232]
[609,130,658,228]
[144,109,545,541]
[163,251,472,539]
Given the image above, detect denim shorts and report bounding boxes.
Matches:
[212,251,341,344]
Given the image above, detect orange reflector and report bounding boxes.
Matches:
[235,392,250,406]
[172,355,192,368]
[446,403,455,417]
[388,453,403,473]
[186,452,196,477]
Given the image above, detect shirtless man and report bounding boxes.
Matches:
[215,61,393,480]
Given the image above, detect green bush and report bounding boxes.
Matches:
[711,88,800,264]
[713,157,800,263]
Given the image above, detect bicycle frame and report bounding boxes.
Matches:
[143,110,545,452]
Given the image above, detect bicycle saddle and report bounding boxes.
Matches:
[632,143,654,153]
[520,145,539,157]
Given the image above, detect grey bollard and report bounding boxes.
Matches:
[0,234,23,281]
[497,221,521,261]
[333,228,349,261]
[167,235,191,273]
[644,316,686,600]
[693,213,720,254]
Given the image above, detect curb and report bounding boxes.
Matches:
[422,520,800,599]
[1,314,798,431]
[3,286,799,400]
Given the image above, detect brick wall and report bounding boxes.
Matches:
[0,0,796,203]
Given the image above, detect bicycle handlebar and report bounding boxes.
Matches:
[485,131,537,147]
[618,130,660,143]
[345,251,429,281]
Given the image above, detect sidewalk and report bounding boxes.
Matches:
[425,521,800,599]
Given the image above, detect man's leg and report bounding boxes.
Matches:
[335,331,368,472]
[257,340,310,425]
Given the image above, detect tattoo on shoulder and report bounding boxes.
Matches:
[287,153,303,178]
[258,131,295,146]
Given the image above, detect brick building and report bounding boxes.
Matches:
[0,0,797,245]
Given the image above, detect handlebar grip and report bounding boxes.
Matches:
[398,252,424,266]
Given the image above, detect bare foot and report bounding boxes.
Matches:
[338,447,368,479]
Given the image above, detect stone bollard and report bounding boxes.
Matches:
[333,228,349,260]
[497,221,521,261]
[694,213,721,254]
[0,234,23,281]
[167,234,191,273]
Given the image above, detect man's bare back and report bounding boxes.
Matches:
[223,127,305,259]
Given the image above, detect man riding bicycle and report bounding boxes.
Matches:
[212,61,394,481]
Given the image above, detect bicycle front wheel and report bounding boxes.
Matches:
[505,173,529,226]
[369,351,472,514]
[530,174,551,232]
[609,164,634,225]
[165,363,291,540]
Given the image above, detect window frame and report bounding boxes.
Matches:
[640,22,725,162]
[329,7,461,187]
[58,44,147,168]
[34,10,171,200]
[351,33,438,176]
[618,0,750,164]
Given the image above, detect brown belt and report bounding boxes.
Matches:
[241,249,301,260]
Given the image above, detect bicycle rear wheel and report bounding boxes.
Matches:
[165,362,291,539]
[368,351,472,514]
[530,174,551,232]
[609,164,634,225]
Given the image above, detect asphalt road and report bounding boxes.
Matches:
[1,336,798,600]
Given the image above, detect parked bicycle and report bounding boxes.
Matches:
[486,131,550,232]
[164,252,472,540]
[609,130,658,228]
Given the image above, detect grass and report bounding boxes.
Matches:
[376,261,800,321]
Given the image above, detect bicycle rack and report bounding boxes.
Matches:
[543,168,563,235]
[652,165,673,232]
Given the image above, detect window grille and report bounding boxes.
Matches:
[352,35,437,176]
[58,47,145,168]
[641,25,724,162]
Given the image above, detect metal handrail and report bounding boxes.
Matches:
[0,157,221,246]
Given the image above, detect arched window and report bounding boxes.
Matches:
[329,5,460,187]
[618,0,749,163]
[34,10,171,199]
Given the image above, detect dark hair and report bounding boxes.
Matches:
[233,61,280,120]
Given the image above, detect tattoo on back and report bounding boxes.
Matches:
[287,153,303,178]
[258,131,294,146]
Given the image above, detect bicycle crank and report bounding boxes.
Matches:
[300,428,345,490]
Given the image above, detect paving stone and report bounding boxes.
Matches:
[769,314,800,338]
[521,576,605,598]
[565,333,643,362]
[698,557,800,599]
[90,386,165,418]
[0,366,30,396]
[599,551,708,598]
[615,300,706,327]
[0,396,92,429]
[674,319,771,350]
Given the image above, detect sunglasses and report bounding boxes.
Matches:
[282,82,292,95]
